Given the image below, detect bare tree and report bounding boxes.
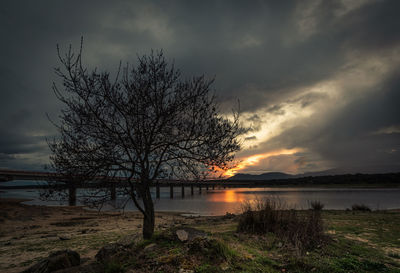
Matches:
[47,41,243,238]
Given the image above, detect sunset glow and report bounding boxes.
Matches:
[222,148,302,177]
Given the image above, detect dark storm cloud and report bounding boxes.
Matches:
[0,0,399,173]
[251,67,400,173]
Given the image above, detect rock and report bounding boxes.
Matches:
[22,249,80,273]
[175,227,207,242]
[176,230,189,242]
[187,237,228,262]
[59,235,71,241]
[179,269,194,273]
[143,243,157,252]
[220,262,230,271]
[95,243,129,263]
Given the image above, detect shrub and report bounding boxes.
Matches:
[237,198,325,253]
[104,261,124,273]
[351,204,371,212]
[309,200,324,211]
[188,237,235,262]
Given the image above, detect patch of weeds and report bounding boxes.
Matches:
[237,198,326,254]
[124,255,139,268]
[351,204,372,212]
[232,257,277,273]
[135,239,153,249]
[18,259,34,267]
[333,257,389,272]
[309,200,325,211]
[188,237,237,266]
[388,252,400,259]
[195,263,220,273]
[254,255,279,267]
[104,261,125,273]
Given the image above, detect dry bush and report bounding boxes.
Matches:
[237,198,326,253]
[309,200,324,211]
[351,203,372,212]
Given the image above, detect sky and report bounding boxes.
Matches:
[0,0,399,176]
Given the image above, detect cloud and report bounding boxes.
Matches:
[372,125,400,135]
[0,0,399,174]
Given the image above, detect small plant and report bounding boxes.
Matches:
[188,237,235,262]
[309,200,324,211]
[351,204,371,212]
[388,252,400,259]
[237,198,326,254]
[104,261,124,273]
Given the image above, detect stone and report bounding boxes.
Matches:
[179,269,194,273]
[59,234,71,241]
[95,243,129,263]
[220,262,230,271]
[175,227,207,242]
[22,249,80,273]
[143,243,157,252]
[176,230,189,242]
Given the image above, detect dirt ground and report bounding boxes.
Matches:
[0,198,202,273]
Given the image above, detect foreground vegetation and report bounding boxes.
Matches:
[129,211,400,273]
[83,208,400,273]
[1,199,400,272]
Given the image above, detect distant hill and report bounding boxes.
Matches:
[227,167,399,181]
[228,172,293,180]
[226,168,400,188]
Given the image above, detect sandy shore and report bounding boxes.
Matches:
[0,198,207,273]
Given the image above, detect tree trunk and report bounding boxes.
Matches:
[68,185,76,206]
[141,186,155,239]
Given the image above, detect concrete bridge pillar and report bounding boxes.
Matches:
[68,186,76,206]
[191,185,194,196]
[110,184,116,200]
[156,183,160,199]
[181,185,185,198]
[170,184,174,199]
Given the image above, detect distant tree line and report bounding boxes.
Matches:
[226,172,400,187]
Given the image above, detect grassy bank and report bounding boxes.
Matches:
[1,199,399,272]
[187,210,400,272]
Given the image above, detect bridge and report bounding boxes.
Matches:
[0,169,254,206]
[0,169,58,182]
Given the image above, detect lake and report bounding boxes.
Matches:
[1,181,400,215]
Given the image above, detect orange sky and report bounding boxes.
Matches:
[220,148,302,177]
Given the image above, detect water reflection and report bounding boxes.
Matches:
[208,189,245,203]
[1,187,400,216]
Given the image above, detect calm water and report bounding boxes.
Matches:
[1,180,400,215]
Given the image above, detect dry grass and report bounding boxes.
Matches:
[237,198,326,253]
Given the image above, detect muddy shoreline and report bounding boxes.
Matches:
[0,198,210,273]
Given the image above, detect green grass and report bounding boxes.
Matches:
[324,210,400,247]
[189,210,400,273]
[5,210,400,273]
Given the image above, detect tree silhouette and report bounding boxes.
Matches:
[48,41,243,238]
